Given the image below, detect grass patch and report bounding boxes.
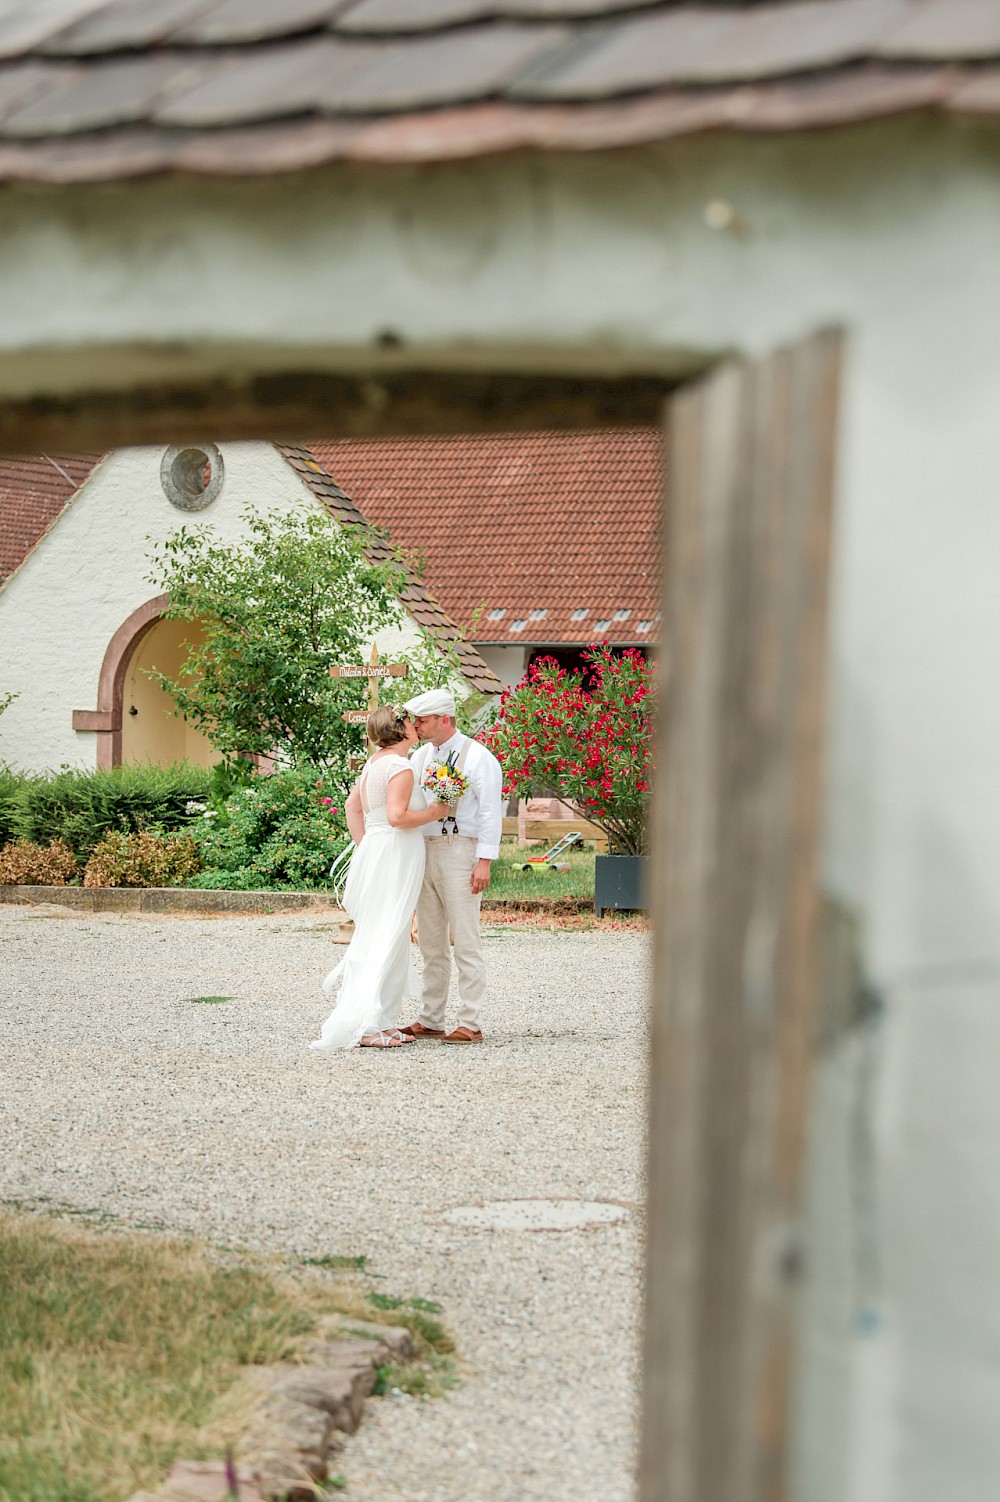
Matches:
[0,1210,357,1502]
[302,1253,367,1271]
[181,995,234,1005]
[367,1291,441,1315]
[487,837,595,902]
[366,1291,458,1398]
[0,1210,460,1501]
[351,1291,458,1396]
[372,1352,457,1400]
[364,1293,453,1356]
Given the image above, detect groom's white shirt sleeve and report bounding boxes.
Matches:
[467,739,503,861]
[418,732,503,861]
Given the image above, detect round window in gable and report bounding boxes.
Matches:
[160,444,224,512]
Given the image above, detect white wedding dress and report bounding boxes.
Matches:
[309,753,426,1051]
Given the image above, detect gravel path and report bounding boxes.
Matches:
[0,905,648,1502]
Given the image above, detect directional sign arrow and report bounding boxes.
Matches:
[341,710,372,725]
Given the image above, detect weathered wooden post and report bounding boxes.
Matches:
[641,331,842,1502]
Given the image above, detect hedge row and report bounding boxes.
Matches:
[0,763,213,863]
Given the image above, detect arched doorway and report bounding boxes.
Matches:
[72,596,217,769]
[121,614,216,767]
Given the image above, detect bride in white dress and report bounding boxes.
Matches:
[309,706,448,1051]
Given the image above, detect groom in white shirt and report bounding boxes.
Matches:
[400,688,503,1044]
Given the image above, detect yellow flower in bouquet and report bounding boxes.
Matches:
[422,759,471,805]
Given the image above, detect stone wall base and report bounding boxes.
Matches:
[0,885,594,916]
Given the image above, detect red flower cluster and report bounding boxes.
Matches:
[482,645,654,856]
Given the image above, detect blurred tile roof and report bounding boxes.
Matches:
[0,452,103,581]
[306,428,661,645]
[0,0,995,179]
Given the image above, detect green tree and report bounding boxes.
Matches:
[146,507,408,769]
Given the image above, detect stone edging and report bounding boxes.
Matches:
[0,884,593,916]
[0,884,333,914]
[126,1318,413,1502]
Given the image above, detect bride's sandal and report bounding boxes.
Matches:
[359,1029,413,1048]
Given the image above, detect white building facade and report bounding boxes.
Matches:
[0,441,492,774]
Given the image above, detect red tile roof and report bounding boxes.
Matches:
[307,428,661,645]
[0,452,103,582]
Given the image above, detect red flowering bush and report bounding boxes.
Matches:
[483,645,654,856]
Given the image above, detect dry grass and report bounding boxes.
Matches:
[483,909,648,933]
[0,1209,384,1502]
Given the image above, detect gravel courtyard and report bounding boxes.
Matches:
[0,905,648,1502]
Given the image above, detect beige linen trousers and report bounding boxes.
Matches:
[415,834,486,1031]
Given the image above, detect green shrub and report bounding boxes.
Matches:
[83,828,202,888]
[16,762,213,864]
[0,838,80,886]
[0,767,25,847]
[190,763,348,890]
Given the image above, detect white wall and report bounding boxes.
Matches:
[795,973,1000,1502]
[0,441,423,772]
[476,644,528,691]
[1,118,999,1500]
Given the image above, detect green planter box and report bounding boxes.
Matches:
[594,854,647,918]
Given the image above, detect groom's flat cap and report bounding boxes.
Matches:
[404,689,456,716]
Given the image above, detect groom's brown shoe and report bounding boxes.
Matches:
[441,1027,484,1044]
[399,1022,445,1039]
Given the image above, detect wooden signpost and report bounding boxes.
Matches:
[331,644,408,758]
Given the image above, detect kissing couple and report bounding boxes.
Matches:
[309,688,503,1052]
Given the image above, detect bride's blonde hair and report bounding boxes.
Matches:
[367,705,408,749]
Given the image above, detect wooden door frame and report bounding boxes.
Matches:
[70,594,170,769]
[5,338,842,1502]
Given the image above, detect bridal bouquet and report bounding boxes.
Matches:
[422,758,470,807]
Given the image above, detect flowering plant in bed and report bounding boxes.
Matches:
[483,645,654,858]
[188,763,347,890]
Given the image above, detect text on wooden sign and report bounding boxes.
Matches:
[330,664,409,680]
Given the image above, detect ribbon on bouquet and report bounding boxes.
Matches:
[441,749,459,841]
